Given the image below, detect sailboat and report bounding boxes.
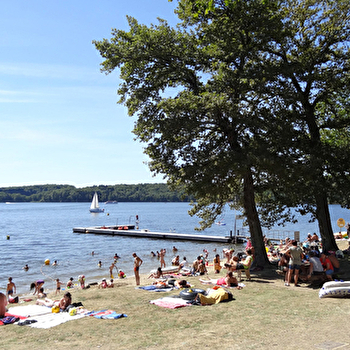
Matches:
[89,192,104,213]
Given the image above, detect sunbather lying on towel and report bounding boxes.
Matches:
[36,291,72,311]
[200,272,241,289]
[196,287,234,305]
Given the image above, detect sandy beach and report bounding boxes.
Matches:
[2,248,350,350]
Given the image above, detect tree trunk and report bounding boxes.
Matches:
[243,169,270,267]
[315,192,338,252]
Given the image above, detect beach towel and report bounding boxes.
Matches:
[7,304,87,328]
[149,297,191,309]
[26,311,86,329]
[136,285,174,292]
[7,304,52,317]
[87,310,127,319]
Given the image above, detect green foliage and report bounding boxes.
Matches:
[94,0,350,255]
[0,184,192,203]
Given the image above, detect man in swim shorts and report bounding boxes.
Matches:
[6,277,16,300]
[133,252,143,286]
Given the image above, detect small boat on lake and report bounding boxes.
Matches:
[89,192,104,213]
[105,201,118,204]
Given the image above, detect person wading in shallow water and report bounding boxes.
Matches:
[133,252,143,286]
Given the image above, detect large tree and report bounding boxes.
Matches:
[94,0,350,264]
[174,0,350,252]
[258,0,350,251]
[94,1,286,266]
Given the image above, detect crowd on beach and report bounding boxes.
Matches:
[2,226,350,317]
[269,231,350,286]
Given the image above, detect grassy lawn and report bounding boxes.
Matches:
[2,254,350,350]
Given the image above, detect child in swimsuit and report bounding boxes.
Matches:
[6,277,16,300]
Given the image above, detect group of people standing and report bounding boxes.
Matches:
[278,237,340,286]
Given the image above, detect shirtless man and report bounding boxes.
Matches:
[6,277,16,300]
[133,252,143,286]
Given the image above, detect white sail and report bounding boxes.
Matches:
[89,192,104,213]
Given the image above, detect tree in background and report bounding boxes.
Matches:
[94,0,350,263]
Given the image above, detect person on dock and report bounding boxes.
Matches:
[133,252,143,286]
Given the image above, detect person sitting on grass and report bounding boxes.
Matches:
[37,287,47,299]
[66,277,74,289]
[108,279,114,288]
[198,261,208,276]
[98,278,108,289]
[172,255,180,266]
[320,252,334,281]
[192,256,202,274]
[307,251,324,281]
[237,249,253,281]
[148,267,163,279]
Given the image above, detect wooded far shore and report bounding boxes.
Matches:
[0,183,193,203]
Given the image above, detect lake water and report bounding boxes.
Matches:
[1,202,349,295]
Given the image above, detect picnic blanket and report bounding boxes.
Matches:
[87,310,127,319]
[150,297,191,309]
[7,305,87,329]
[7,304,52,318]
[136,285,174,292]
[26,311,86,329]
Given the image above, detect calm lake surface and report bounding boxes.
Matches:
[1,202,349,294]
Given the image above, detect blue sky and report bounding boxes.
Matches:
[0,0,179,188]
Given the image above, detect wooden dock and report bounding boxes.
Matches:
[72,225,246,244]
